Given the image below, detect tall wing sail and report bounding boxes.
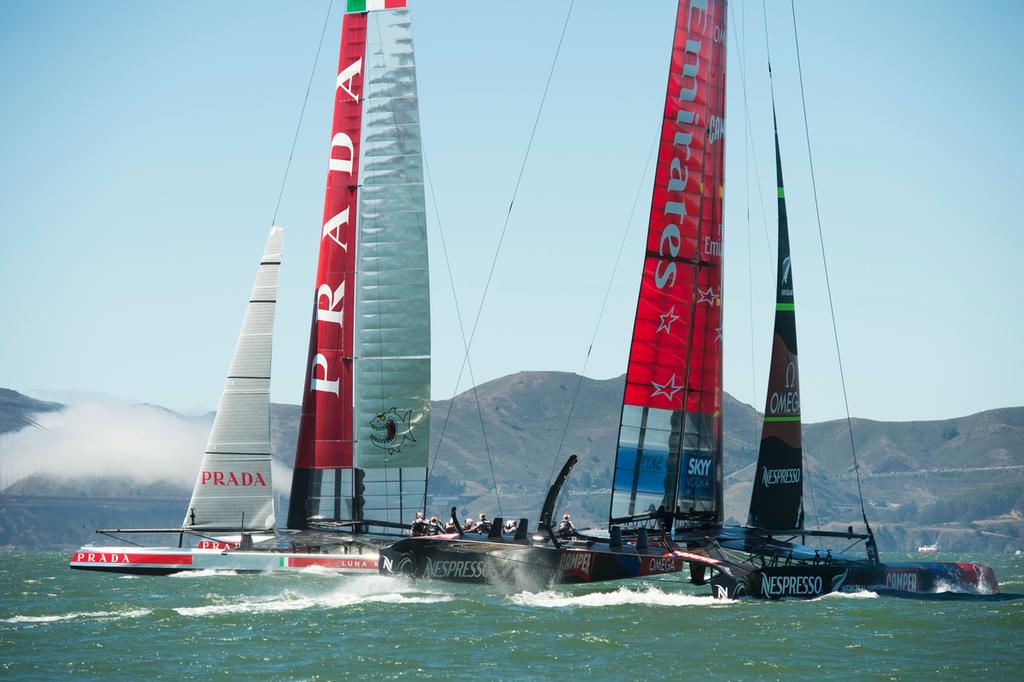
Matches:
[185,227,282,531]
[747,110,803,530]
[609,0,728,529]
[352,4,430,524]
[289,0,428,533]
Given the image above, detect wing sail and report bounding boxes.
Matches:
[747,109,803,530]
[289,3,428,533]
[609,0,728,529]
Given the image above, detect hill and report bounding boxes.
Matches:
[1,378,1022,552]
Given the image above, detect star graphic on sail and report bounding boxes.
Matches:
[650,374,684,402]
[696,286,720,306]
[656,306,680,335]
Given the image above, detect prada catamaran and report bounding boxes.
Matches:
[71,0,429,575]
[378,0,1003,599]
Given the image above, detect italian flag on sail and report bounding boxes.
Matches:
[346,0,407,12]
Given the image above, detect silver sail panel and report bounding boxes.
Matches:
[185,227,282,531]
[352,7,429,524]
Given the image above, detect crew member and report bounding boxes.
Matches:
[464,516,477,532]
[476,512,491,534]
[558,512,576,539]
[428,514,445,535]
[503,519,518,534]
[410,511,429,537]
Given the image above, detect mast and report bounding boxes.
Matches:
[289,0,429,534]
[746,109,804,530]
[609,0,728,530]
[185,227,282,532]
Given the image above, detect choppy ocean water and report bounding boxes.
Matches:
[2,551,1021,680]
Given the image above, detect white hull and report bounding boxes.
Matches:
[69,545,378,575]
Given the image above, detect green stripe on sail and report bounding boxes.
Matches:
[777,187,785,198]
[776,302,795,311]
[346,0,366,11]
[764,416,801,422]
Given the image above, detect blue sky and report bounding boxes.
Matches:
[1,0,1021,423]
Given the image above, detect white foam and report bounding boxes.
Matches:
[809,589,878,601]
[3,609,152,624]
[173,577,451,618]
[168,569,240,578]
[297,565,341,577]
[509,586,730,608]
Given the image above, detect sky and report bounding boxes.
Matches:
[1,0,1022,424]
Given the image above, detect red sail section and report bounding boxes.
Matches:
[624,1,726,416]
[610,0,726,527]
[289,13,367,527]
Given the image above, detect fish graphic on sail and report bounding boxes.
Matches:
[609,0,728,529]
[184,227,283,532]
[288,0,430,533]
[746,109,803,530]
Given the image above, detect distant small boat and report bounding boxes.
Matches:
[918,545,939,554]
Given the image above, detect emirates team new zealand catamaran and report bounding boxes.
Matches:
[71,0,428,575]
[378,0,1002,599]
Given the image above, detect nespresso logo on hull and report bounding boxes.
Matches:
[763,574,823,597]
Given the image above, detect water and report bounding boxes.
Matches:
[2,551,1021,680]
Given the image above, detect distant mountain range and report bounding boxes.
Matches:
[1,375,1022,552]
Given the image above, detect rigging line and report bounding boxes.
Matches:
[545,131,659,489]
[761,0,821,531]
[421,152,501,516]
[431,0,575,507]
[740,0,760,476]
[728,2,774,276]
[788,0,869,526]
[271,0,335,227]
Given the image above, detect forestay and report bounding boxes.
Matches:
[289,0,429,533]
[185,227,282,531]
[609,0,727,529]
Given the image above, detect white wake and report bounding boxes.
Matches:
[509,586,731,608]
[169,569,240,578]
[3,609,152,624]
[173,575,451,617]
[808,589,878,601]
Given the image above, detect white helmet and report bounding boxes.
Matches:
[466,517,474,525]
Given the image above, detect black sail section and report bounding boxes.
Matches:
[747,110,804,530]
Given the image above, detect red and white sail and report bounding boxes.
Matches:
[289,0,429,532]
[610,0,727,528]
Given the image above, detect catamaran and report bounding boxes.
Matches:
[378,0,1002,599]
[70,0,428,575]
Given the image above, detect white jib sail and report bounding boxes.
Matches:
[184,227,283,531]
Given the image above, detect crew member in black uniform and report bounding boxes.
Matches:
[428,514,445,535]
[410,511,429,536]
[475,512,491,534]
[558,512,576,539]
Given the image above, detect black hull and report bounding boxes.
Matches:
[378,528,1002,600]
[378,535,707,587]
